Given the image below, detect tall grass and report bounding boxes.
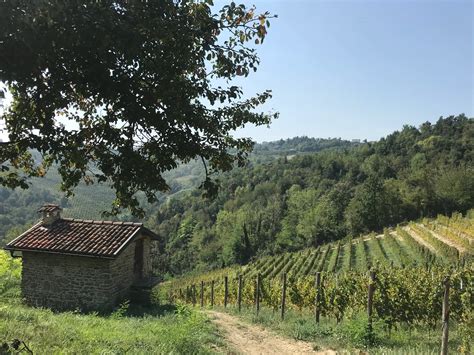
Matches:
[0,303,219,354]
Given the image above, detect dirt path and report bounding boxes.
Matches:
[436,223,474,242]
[401,226,438,254]
[207,310,336,355]
[416,224,468,254]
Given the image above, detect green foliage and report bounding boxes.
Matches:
[277,186,318,249]
[434,167,474,214]
[0,302,219,354]
[0,185,57,245]
[339,314,383,347]
[345,176,405,235]
[109,301,130,320]
[0,251,21,299]
[253,136,359,156]
[409,223,459,261]
[0,0,278,216]
[164,212,474,347]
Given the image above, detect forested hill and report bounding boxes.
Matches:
[1,115,473,276]
[0,136,356,245]
[147,115,474,277]
[251,136,360,158]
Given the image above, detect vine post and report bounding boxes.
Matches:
[210,280,214,308]
[192,284,196,307]
[256,273,261,316]
[281,273,287,320]
[441,276,450,355]
[238,274,243,312]
[367,270,376,332]
[315,272,321,323]
[224,276,229,308]
[200,281,204,308]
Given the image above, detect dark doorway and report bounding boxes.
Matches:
[134,239,144,280]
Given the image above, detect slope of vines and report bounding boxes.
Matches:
[164,214,474,291]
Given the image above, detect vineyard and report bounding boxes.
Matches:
[164,265,473,331]
[164,213,474,287]
[161,213,474,351]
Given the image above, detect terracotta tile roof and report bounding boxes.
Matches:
[5,218,158,258]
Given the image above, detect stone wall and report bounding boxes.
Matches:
[109,242,135,304]
[20,233,154,311]
[21,252,115,311]
[142,236,152,277]
[108,234,153,303]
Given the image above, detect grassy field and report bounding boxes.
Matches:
[0,304,221,354]
[0,252,222,354]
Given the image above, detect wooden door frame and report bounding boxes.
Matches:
[133,238,144,280]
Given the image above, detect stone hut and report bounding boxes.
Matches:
[4,204,159,311]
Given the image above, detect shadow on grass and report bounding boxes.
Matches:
[1,286,178,319]
[123,303,177,318]
[90,299,179,318]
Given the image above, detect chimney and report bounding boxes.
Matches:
[38,204,62,226]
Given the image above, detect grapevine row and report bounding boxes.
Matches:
[163,264,474,334]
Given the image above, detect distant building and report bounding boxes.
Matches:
[5,204,159,311]
[351,139,361,143]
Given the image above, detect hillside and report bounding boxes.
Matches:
[148,115,474,277]
[163,212,474,286]
[1,116,473,276]
[0,137,356,245]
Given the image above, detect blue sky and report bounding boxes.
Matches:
[0,0,472,143]
[231,0,473,142]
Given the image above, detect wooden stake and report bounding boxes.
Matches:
[238,274,243,312]
[210,280,214,308]
[200,280,204,308]
[367,270,376,330]
[441,276,450,355]
[281,273,287,320]
[256,273,261,316]
[315,272,321,323]
[224,276,229,308]
[192,284,196,307]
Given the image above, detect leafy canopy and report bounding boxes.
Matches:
[0,0,277,216]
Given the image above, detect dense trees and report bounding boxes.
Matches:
[147,115,473,276]
[0,186,55,246]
